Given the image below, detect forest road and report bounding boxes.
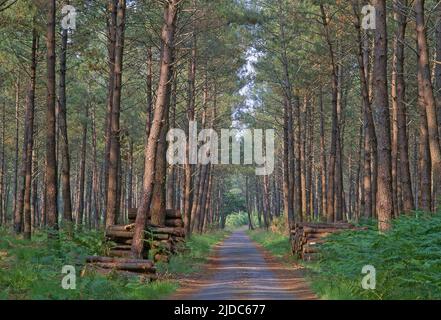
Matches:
[170,230,317,300]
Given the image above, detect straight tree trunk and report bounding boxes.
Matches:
[104,0,117,222]
[106,0,126,227]
[91,104,100,228]
[372,0,393,231]
[184,29,197,238]
[23,28,38,239]
[45,0,59,231]
[418,74,432,211]
[392,0,414,213]
[415,0,441,210]
[319,88,327,218]
[131,0,178,258]
[57,17,73,227]
[320,4,338,223]
[13,75,20,225]
[76,107,88,226]
[294,95,303,222]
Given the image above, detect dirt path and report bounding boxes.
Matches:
[170,230,317,300]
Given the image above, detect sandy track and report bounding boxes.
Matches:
[170,230,317,300]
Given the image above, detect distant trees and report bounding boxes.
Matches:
[2,0,441,242]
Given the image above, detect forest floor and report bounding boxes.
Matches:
[170,229,317,300]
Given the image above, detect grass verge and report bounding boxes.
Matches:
[247,229,295,262]
[157,230,230,275]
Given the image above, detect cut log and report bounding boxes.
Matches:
[151,234,170,240]
[110,245,132,251]
[109,250,134,258]
[106,224,135,232]
[85,256,152,265]
[149,227,185,237]
[93,262,156,273]
[165,209,182,219]
[165,218,184,227]
[84,265,158,280]
[106,230,134,239]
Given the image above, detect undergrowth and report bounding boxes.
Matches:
[306,213,441,300]
[0,227,176,300]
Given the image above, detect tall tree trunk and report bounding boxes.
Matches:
[373,0,393,231]
[91,104,100,228]
[13,75,20,225]
[146,46,153,139]
[184,28,197,237]
[294,95,303,222]
[300,97,307,218]
[104,0,117,223]
[106,0,126,227]
[166,71,177,210]
[418,73,432,211]
[76,107,88,226]
[150,95,168,226]
[319,88,327,218]
[392,0,414,213]
[45,0,58,232]
[57,16,73,227]
[320,4,338,223]
[415,0,441,211]
[131,0,178,258]
[23,28,38,239]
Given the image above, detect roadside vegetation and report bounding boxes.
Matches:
[157,230,229,275]
[0,228,227,300]
[248,213,441,300]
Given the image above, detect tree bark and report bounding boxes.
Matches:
[320,4,338,223]
[45,0,59,232]
[106,0,126,227]
[415,0,441,211]
[392,0,414,213]
[76,107,88,226]
[23,28,38,239]
[131,0,178,258]
[372,0,393,231]
[57,17,73,227]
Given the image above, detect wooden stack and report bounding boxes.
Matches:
[128,208,186,263]
[105,223,148,259]
[146,225,186,263]
[290,222,359,261]
[127,208,184,228]
[84,256,156,280]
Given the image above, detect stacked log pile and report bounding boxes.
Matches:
[84,256,156,280]
[105,223,147,259]
[290,222,360,261]
[127,208,186,263]
[146,225,186,263]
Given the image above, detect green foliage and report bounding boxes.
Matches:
[225,211,258,229]
[247,229,293,261]
[0,228,175,300]
[158,231,229,275]
[306,214,441,300]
